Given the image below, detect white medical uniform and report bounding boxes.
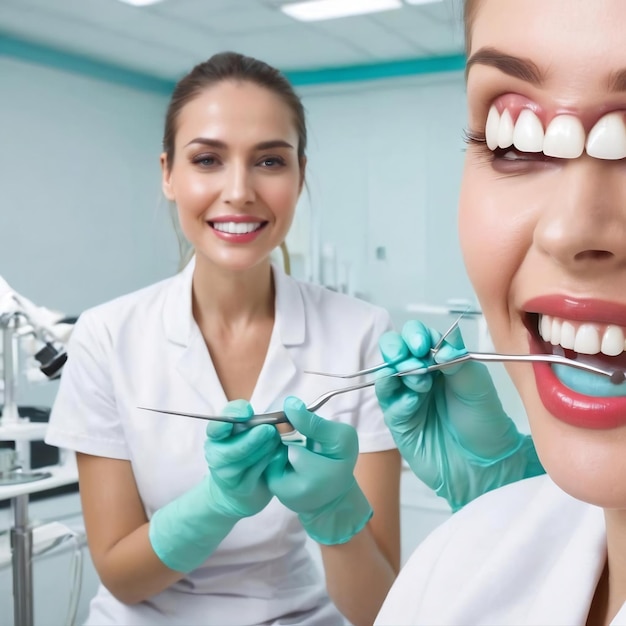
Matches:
[376,474,626,626]
[45,259,395,626]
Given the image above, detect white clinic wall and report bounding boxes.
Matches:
[0,56,177,316]
[295,71,473,313]
[0,56,179,406]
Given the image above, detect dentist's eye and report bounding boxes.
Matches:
[192,154,219,168]
[258,156,286,168]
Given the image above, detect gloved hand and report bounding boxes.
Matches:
[375,320,544,512]
[149,400,282,572]
[265,396,372,545]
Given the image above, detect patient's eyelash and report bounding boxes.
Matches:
[463,128,487,146]
[462,128,494,167]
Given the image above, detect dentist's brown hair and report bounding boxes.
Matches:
[162,51,308,171]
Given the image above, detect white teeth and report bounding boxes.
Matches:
[497,109,515,149]
[573,324,600,355]
[560,321,576,350]
[550,318,561,346]
[513,109,544,152]
[539,314,626,357]
[586,112,626,160]
[485,106,500,150]
[602,325,625,356]
[484,107,585,159]
[484,106,626,160]
[543,115,585,158]
[212,222,261,234]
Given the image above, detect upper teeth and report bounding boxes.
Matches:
[212,222,261,234]
[485,107,626,160]
[539,314,626,356]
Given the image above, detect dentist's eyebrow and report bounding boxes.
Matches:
[185,138,227,149]
[255,140,295,150]
[465,47,544,85]
[184,138,294,149]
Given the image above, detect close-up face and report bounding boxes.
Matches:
[459,0,626,506]
[161,80,304,273]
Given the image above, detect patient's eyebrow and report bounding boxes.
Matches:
[467,47,626,94]
[465,47,544,85]
[608,68,626,93]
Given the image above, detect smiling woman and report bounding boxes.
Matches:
[43,51,403,626]
[161,80,303,274]
[375,1,626,624]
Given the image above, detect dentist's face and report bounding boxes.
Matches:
[460,0,626,506]
[161,80,304,272]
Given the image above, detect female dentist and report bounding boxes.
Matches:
[46,51,540,626]
[46,51,398,626]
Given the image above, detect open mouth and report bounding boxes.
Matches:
[526,312,626,398]
[208,221,268,235]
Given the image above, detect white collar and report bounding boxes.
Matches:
[162,256,306,347]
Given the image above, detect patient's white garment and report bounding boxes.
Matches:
[46,259,395,626]
[376,474,626,626]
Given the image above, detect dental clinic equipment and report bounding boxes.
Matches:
[304,352,626,384]
[1,275,74,426]
[137,310,474,425]
[139,350,624,428]
[0,277,78,626]
[306,307,471,379]
[1,275,72,387]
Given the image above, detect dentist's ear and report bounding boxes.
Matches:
[160,152,175,201]
[298,156,307,193]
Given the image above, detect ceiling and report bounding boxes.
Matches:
[0,0,465,81]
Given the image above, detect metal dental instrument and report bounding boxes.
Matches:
[138,406,292,426]
[138,374,384,427]
[139,352,625,427]
[304,306,470,379]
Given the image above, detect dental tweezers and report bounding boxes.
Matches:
[138,351,625,427]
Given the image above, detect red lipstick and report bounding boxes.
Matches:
[524,295,626,429]
[525,295,626,327]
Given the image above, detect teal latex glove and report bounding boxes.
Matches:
[265,396,372,545]
[375,320,544,512]
[149,400,281,572]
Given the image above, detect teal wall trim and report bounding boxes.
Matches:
[0,31,176,95]
[286,54,466,86]
[1,30,465,92]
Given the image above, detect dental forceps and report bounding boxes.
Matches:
[138,352,625,427]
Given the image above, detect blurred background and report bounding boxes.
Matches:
[0,1,527,623]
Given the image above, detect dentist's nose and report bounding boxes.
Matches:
[534,158,626,274]
[222,162,255,206]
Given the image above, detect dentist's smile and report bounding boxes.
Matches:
[208,215,268,243]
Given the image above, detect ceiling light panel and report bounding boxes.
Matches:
[116,0,165,7]
[281,0,403,22]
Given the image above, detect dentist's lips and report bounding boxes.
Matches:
[529,333,626,429]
